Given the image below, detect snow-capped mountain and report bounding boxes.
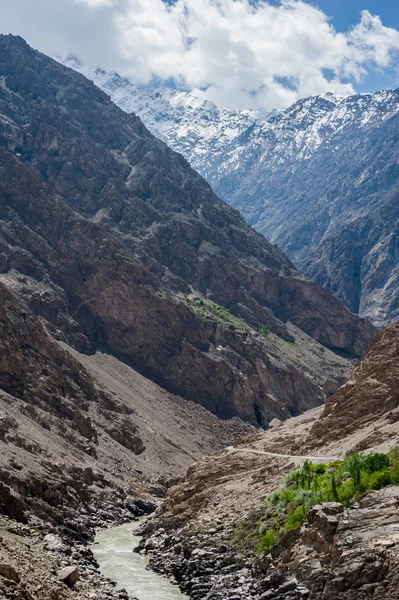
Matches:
[59,55,399,326]
[59,55,265,179]
[212,90,399,327]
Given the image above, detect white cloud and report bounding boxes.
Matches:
[1,0,399,111]
[113,0,399,110]
[73,0,113,7]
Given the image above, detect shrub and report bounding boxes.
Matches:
[368,469,391,490]
[258,323,269,337]
[337,479,355,504]
[388,447,399,461]
[258,529,279,553]
[285,505,306,532]
[363,453,390,473]
[314,464,326,475]
[390,459,399,484]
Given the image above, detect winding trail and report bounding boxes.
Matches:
[225,447,340,462]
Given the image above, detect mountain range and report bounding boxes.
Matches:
[0,34,397,600]
[1,35,373,429]
[61,55,399,327]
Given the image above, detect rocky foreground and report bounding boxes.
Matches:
[138,324,399,599]
[0,497,155,600]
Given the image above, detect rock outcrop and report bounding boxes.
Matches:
[0,34,375,428]
[264,487,399,600]
[308,323,399,448]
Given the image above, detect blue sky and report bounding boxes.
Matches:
[313,1,399,32]
[313,0,399,91]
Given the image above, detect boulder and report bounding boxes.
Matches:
[58,566,80,587]
[0,564,20,582]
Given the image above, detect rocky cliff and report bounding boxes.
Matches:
[306,322,399,450]
[68,57,398,326]
[0,34,374,429]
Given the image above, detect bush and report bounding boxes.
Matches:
[368,469,391,490]
[258,529,279,553]
[363,453,390,473]
[258,323,269,337]
[388,447,399,461]
[390,459,399,484]
[337,479,355,504]
[285,505,306,532]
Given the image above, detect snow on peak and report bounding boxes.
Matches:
[57,55,399,184]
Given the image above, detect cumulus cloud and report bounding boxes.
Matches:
[111,0,399,110]
[1,0,399,110]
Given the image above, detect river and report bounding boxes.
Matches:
[92,521,188,600]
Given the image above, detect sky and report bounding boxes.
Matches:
[0,0,399,111]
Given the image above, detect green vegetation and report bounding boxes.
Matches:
[233,450,399,555]
[232,510,264,551]
[285,338,298,348]
[183,296,250,331]
[183,296,276,340]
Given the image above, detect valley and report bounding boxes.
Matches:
[0,33,397,600]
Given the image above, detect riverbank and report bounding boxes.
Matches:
[0,494,156,600]
[92,521,188,600]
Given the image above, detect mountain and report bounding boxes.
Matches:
[63,55,399,327]
[140,322,399,599]
[0,36,394,600]
[0,34,374,429]
[59,55,266,182]
[216,92,399,328]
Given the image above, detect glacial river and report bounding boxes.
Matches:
[92,521,188,600]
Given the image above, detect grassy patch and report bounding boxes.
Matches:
[235,450,399,555]
[183,296,273,340]
[258,323,270,338]
[184,296,250,331]
[231,510,263,552]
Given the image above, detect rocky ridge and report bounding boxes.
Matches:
[58,54,265,183]
[139,323,399,599]
[64,55,399,326]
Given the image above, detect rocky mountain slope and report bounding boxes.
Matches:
[0,34,375,430]
[0,37,394,600]
[64,56,398,327]
[141,323,399,599]
[59,55,265,183]
[0,276,251,598]
[0,37,376,586]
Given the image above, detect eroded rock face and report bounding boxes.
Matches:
[274,487,399,600]
[0,282,101,444]
[308,323,399,448]
[0,35,375,426]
